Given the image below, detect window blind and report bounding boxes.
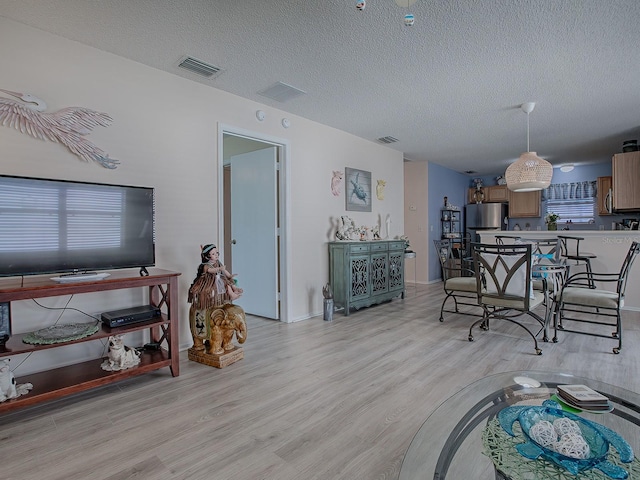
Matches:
[546,198,595,224]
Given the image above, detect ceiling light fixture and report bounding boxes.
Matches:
[560,164,575,172]
[396,0,417,26]
[505,102,553,192]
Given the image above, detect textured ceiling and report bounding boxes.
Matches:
[1,0,639,175]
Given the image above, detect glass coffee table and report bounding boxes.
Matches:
[399,371,640,479]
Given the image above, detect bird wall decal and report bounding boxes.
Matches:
[0,89,118,169]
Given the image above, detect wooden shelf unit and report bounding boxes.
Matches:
[0,268,180,413]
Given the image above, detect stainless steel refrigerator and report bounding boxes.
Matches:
[465,203,508,242]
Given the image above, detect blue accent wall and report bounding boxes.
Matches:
[428,162,470,282]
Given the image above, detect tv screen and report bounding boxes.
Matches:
[0,175,155,277]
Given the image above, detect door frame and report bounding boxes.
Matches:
[217,123,292,323]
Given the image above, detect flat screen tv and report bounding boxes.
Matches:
[0,175,155,277]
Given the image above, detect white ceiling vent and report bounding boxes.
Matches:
[177,56,222,78]
[258,82,306,102]
[377,136,399,144]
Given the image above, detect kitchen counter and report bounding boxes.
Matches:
[478,230,640,310]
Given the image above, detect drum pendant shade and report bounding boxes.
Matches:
[506,103,553,192]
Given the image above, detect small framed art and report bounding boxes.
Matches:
[0,302,10,345]
[345,167,372,212]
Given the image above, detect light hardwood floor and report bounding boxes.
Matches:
[2,283,639,480]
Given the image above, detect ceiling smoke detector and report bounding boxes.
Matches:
[177,56,222,78]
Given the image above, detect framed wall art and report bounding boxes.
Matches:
[345,167,372,212]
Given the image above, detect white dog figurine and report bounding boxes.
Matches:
[101,335,141,371]
[0,359,32,402]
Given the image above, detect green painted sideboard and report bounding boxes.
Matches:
[328,240,405,316]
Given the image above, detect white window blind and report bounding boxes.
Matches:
[0,183,124,252]
[546,198,595,224]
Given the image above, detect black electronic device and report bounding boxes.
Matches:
[101,305,161,328]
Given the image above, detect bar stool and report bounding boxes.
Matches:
[558,235,597,288]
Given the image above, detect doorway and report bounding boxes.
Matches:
[218,125,291,323]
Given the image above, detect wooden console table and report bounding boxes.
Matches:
[0,268,180,413]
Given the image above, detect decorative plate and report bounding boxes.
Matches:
[498,400,633,478]
[23,322,100,345]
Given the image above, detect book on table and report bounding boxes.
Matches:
[557,384,610,410]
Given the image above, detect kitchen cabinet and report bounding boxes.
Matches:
[329,240,405,316]
[508,190,541,218]
[468,188,482,204]
[467,185,509,204]
[597,176,613,215]
[486,185,509,202]
[612,152,640,211]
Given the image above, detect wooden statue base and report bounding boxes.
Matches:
[187,346,243,368]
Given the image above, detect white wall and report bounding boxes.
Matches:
[0,17,404,374]
[403,162,429,284]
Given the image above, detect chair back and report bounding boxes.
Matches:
[618,241,640,296]
[472,243,533,309]
[520,237,561,262]
[434,239,457,280]
[558,235,584,257]
[495,235,521,245]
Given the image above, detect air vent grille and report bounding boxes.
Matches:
[178,56,222,78]
[377,136,399,144]
[258,82,306,102]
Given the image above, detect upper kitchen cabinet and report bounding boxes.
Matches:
[612,152,640,211]
[467,185,509,204]
[597,176,613,215]
[508,190,541,218]
[486,185,509,202]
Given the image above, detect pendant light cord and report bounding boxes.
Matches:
[526,112,530,152]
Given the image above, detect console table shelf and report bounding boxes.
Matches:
[0,350,171,413]
[0,268,180,414]
[0,315,168,356]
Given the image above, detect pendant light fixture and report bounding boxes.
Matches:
[505,102,553,192]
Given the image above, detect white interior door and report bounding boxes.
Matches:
[230,147,279,319]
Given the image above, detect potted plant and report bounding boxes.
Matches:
[545,212,559,230]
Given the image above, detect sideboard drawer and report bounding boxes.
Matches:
[370,242,388,252]
[349,244,369,254]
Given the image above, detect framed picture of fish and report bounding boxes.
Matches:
[345,167,372,212]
